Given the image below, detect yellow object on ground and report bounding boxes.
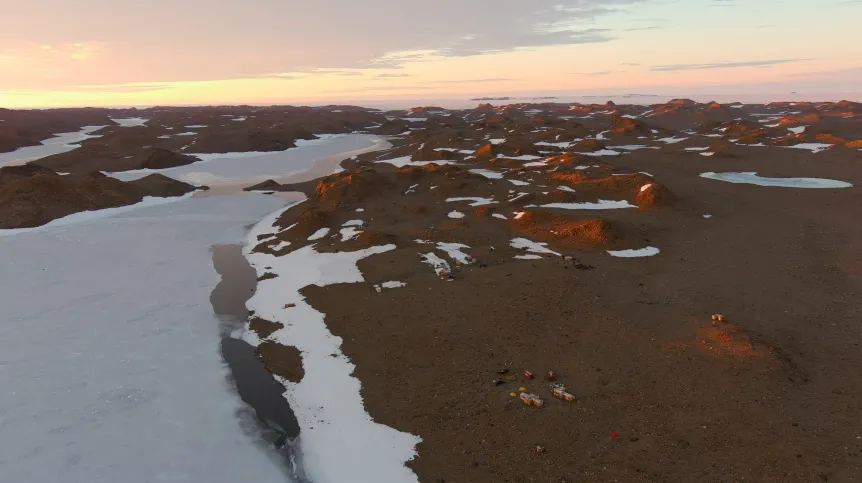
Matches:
[519,387,526,391]
[509,392,517,397]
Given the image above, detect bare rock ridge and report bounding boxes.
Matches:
[0,108,116,153]
[23,106,389,174]
[0,167,199,229]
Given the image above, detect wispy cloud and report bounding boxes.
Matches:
[374,73,412,78]
[651,58,812,71]
[623,26,660,31]
[336,85,437,93]
[424,78,514,84]
[571,70,614,76]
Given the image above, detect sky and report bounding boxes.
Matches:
[1,0,861,108]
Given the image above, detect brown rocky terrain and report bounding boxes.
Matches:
[3,99,862,481]
[0,108,117,153]
[0,167,198,228]
[27,106,388,174]
[241,99,862,483]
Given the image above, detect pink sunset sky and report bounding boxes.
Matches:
[1,0,861,108]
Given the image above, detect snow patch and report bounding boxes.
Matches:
[612,145,660,151]
[446,197,496,207]
[658,136,688,144]
[780,143,833,153]
[340,227,362,241]
[541,200,637,210]
[469,169,504,179]
[584,149,622,157]
[111,117,148,127]
[421,252,451,276]
[607,247,660,258]
[308,228,330,241]
[374,156,455,168]
[244,226,420,482]
[699,172,852,188]
[510,238,560,256]
[436,242,473,264]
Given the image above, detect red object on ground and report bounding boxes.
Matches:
[611,432,620,439]
[523,370,534,381]
[547,371,556,381]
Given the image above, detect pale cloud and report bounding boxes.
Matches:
[69,42,100,60]
[0,0,858,104]
[0,0,647,88]
[651,58,812,71]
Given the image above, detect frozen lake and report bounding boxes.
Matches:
[0,195,298,483]
[0,126,105,168]
[110,134,382,185]
[0,130,395,482]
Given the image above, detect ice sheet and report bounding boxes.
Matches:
[0,195,293,483]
